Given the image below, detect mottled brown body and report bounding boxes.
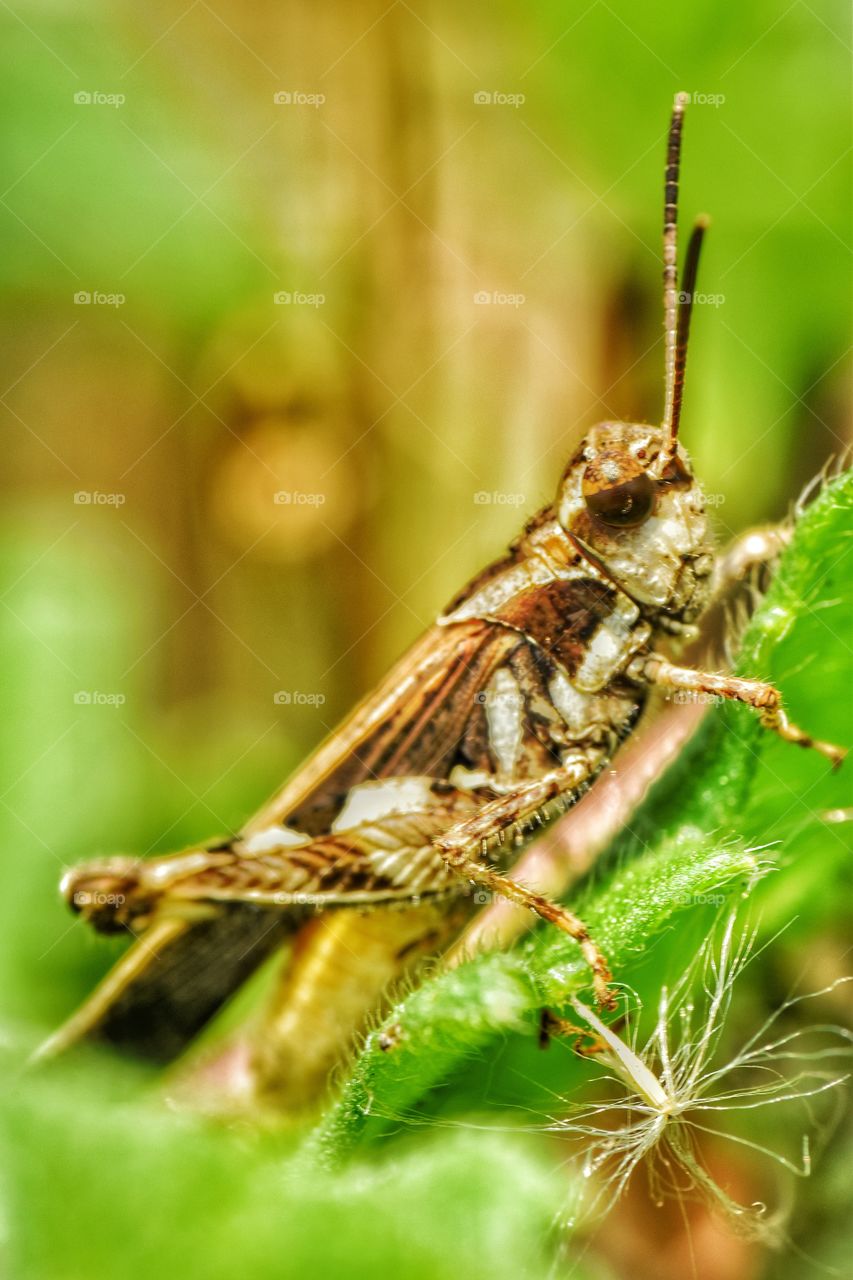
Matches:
[42,97,842,1108]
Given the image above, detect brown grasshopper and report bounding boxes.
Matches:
[41,95,842,1108]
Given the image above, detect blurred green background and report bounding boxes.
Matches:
[0,3,850,1279]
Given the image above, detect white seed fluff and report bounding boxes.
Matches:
[551,914,852,1240]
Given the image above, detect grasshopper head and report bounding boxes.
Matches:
[555,96,717,629]
[556,422,714,625]
[61,857,152,933]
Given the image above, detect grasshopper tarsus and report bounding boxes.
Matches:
[635,654,845,769]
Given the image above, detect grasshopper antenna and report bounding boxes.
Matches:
[657,93,710,473]
[660,93,688,455]
[668,213,710,460]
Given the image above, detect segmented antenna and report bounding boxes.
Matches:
[658,93,710,471]
[668,215,709,455]
[660,92,689,455]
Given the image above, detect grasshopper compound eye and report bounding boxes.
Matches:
[582,449,656,528]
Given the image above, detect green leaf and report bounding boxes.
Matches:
[1,1057,567,1280]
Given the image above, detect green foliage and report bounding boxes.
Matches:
[2,472,849,1280]
[2,1060,566,1280]
[0,2,850,1274]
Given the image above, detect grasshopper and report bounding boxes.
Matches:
[42,95,842,1108]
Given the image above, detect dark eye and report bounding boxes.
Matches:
[583,470,655,528]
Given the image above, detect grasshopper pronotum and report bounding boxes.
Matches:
[42,95,843,1108]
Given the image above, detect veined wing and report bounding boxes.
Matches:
[41,619,515,1060]
[243,617,520,836]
